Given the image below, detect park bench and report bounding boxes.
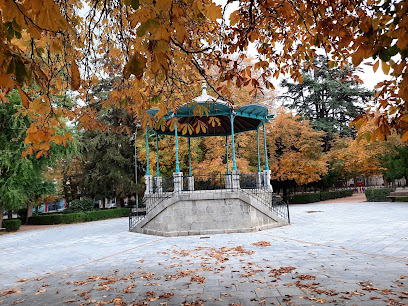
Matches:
[0,227,6,232]
[388,190,408,202]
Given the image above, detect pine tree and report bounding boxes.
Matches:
[280,55,373,149]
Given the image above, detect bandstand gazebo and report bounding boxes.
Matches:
[129,83,290,236]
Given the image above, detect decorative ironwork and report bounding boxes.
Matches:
[240,173,258,189]
[194,173,229,190]
[241,188,290,223]
[183,175,190,191]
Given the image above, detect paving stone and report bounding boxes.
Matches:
[0,200,407,304]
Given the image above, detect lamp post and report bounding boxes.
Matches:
[134,122,141,209]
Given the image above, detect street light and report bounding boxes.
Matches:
[134,122,141,209]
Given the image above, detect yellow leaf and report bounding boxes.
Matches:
[54,135,63,145]
[36,150,43,159]
[373,60,379,72]
[155,0,172,10]
[351,46,365,67]
[205,3,222,21]
[17,86,31,109]
[123,52,146,79]
[230,10,240,26]
[0,73,15,93]
[153,25,170,42]
[71,61,81,90]
[64,132,73,141]
[381,61,390,75]
[401,130,408,142]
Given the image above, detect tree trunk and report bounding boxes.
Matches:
[26,203,33,225]
[7,210,12,220]
[116,196,122,208]
[0,204,4,226]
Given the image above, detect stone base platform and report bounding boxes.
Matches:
[132,190,289,237]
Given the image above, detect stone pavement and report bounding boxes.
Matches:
[0,198,407,305]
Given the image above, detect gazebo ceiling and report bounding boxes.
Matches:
[146,84,272,137]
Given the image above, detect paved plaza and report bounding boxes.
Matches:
[0,196,407,305]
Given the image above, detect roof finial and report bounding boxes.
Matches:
[202,80,207,96]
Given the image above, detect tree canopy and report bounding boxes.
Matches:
[0,0,407,158]
[280,56,372,146]
[0,90,60,223]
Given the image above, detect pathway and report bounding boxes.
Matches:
[0,199,407,305]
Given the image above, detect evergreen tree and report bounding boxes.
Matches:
[280,55,372,149]
[0,90,57,224]
[75,79,138,206]
[78,108,137,206]
[380,146,408,184]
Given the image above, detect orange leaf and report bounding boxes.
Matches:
[71,61,81,90]
[17,86,31,109]
[401,131,408,142]
[373,60,379,72]
[381,61,390,75]
[36,150,43,159]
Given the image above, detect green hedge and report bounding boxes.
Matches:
[28,208,129,225]
[85,208,129,221]
[2,219,22,231]
[364,188,393,202]
[66,197,95,213]
[284,189,354,204]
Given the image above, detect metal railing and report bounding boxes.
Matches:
[194,173,231,190]
[242,188,290,223]
[130,176,175,231]
[240,173,258,189]
[129,172,290,231]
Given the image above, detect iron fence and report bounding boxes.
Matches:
[129,172,290,231]
[240,173,258,189]
[242,188,290,223]
[194,173,230,190]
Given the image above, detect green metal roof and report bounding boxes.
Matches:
[146,84,273,137]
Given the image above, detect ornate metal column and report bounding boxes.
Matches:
[256,126,262,188]
[230,113,237,171]
[230,113,240,189]
[154,132,162,192]
[173,119,183,192]
[144,126,153,195]
[187,137,194,191]
[262,121,272,191]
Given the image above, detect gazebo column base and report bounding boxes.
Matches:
[256,172,263,189]
[144,175,153,195]
[154,176,163,193]
[173,172,183,193]
[263,170,273,191]
[187,176,194,191]
[231,169,240,190]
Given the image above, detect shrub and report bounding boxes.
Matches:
[285,193,321,204]
[67,197,95,213]
[2,219,22,231]
[284,189,354,204]
[364,188,393,202]
[85,208,129,221]
[28,208,129,225]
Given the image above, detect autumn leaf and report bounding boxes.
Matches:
[251,241,271,247]
[123,52,147,80]
[123,0,139,10]
[17,86,31,109]
[373,60,379,72]
[71,61,81,90]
